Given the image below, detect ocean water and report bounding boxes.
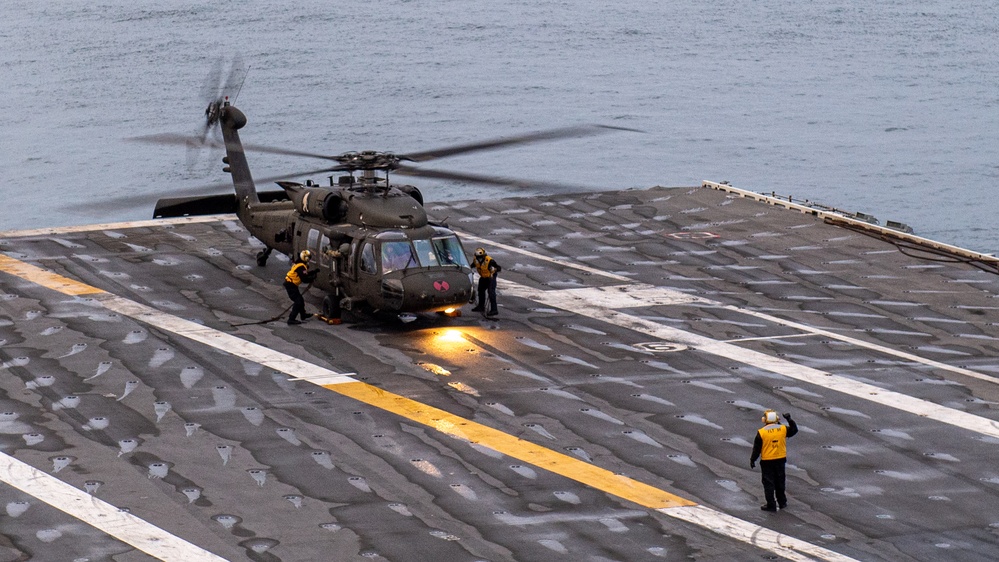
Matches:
[3,1,998,252]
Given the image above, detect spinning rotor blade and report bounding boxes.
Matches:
[130,131,345,161]
[248,165,344,187]
[399,124,644,163]
[128,133,339,161]
[133,110,641,175]
[221,54,249,104]
[198,57,225,139]
[240,142,337,160]
[130,132,222,149]
[200,57,225,101]
[393,164,586,192]
[199,56,248,141]
[159,164,346,197]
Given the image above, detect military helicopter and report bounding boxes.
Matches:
[136,64,637,322]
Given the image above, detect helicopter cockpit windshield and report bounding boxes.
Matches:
[376,230,470,274]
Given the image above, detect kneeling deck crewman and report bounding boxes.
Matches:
[750,409,798,511]
[284,250,318,325]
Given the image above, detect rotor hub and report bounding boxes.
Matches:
[333,151,402,172]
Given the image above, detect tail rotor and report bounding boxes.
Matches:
[198,55,249,143]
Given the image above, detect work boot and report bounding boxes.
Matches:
[760,504,777,512]
[471,306,484,312]
[487,310,498,317]
[287,319,302,325]
[302,313,313,320]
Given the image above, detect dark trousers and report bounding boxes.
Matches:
[760,458,787,507]
[476,276,497,313]
[284,281,306,321]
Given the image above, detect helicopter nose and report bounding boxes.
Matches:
[397,271,471,312]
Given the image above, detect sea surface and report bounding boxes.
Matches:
[3,1,998,252]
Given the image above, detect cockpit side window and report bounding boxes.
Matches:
[359,242,377,274]
[307,229,320,253]
[433,236,470,267]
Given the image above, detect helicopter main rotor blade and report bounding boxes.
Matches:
[76,162,346,215]
[134,120,642,168]
[248,165,345,186]
[240,142,339,160]
[128,133,341,161]
[130,132,221,149]
[393,164,587,192]
[399,124,644,163]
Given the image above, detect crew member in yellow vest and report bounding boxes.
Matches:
[284,250,318,325]
[470,247,501,317]
[750,409,798,511]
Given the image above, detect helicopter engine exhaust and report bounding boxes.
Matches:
[288,187,345,223]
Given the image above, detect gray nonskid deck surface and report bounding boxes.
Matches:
[0,186,997,561]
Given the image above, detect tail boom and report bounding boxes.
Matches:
[219,103,260,219]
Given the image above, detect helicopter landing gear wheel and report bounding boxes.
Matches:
[322,293,342,322]
[256,247,272,267]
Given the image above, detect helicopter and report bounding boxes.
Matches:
[136,65,637,323]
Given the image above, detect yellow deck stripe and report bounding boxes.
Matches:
[0,254,106,296]
[0,251,696,509]
[328,381,695,509]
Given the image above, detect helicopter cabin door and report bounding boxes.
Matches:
[318,234,335,285]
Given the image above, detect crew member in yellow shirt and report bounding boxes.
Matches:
[470,247,501,317]
[284,250,317,325]
[750,409,798,511]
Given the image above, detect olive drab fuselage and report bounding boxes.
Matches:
[216,102,474,316]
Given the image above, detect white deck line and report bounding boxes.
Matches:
[660,505,859,562]
[463,228,999,385]
[0,452,227,561]
[0,289,350,558]
[459,232,633,282]
[0,215,234,239]
[725,304,999,384]
[97,295,357,386]
[503,282,999,440]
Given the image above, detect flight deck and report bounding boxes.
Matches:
[0,184,997,561]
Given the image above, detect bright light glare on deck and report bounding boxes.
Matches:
[438,329,465,343]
